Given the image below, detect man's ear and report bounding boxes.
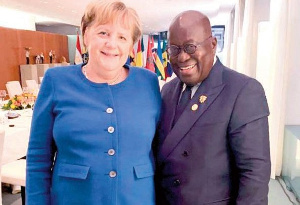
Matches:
[212,36,217,50]
[210,36,217,55]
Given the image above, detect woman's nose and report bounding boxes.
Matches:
[105,36,118,48]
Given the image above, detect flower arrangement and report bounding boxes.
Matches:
[1,93,36,110]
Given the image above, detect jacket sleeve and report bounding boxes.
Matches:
[26,70,56,205]
[228,78,271,205]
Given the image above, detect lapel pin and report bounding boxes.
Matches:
[191,104,198,111]
[199,95,207,104]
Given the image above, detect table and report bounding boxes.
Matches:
[0,110,32,165]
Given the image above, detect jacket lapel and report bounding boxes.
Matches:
[162,78,182,136]
[159,60,226,161]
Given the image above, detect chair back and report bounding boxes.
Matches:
[26,80,38,91]
[6,81,23,98]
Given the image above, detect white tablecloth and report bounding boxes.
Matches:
[1,110,32,165]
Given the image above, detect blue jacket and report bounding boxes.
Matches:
[26,64,161,205]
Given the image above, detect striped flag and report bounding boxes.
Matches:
[74,33,83,64]
[154,35,165,80]
[135,39,143,67]
[145,35,155,72]
[130,48,135,66]
[162,39,173,79]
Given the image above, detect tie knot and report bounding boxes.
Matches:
[184,85,192,92]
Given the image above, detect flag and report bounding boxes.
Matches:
[145,35,155,72]
[130,48,136,66]
[75,33,83,64]
[126,48,135,66]
[154,52,165,80]
[154,35,165,80]
[141,37,145,64]
[135,39,143,67]
[162,39,173,78]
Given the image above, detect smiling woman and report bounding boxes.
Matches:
[80,0,141,84]
[25,1,161,205]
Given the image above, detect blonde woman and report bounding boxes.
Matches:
[26,1,161,204]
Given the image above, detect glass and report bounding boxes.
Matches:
[167,36,212,57]
[22,87,29,94]
[21,95,28,109]
[0,90,7,106]
[28,96,35,110]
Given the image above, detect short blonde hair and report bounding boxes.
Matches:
[81,0,142,45]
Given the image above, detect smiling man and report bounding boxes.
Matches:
[154,10,271,205]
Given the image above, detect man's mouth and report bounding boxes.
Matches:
[180,64,196,71]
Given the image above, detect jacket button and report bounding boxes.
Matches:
[173,179,181,186]
[109,171,117,178]
[107,126,115,133]
[108,149,115,156]
[106,108,113,114]
[182,151,189,157]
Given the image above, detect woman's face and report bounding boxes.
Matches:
[84,21,133,71]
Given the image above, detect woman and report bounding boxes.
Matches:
[26,1,161,204]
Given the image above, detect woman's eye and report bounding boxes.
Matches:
[99,31,107,36]
[120,36,126,40]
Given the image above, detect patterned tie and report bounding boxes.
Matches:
[172,85,192,127]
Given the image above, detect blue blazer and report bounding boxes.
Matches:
[155,59,271,205]
[26,65,161,205]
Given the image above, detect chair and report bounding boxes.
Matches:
[5,81,23,98]
[26,80,39,92]
[0,129,26,205]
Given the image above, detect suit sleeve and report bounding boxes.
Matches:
[26,70,56,205]
[228,79,271,205]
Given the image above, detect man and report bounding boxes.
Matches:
[155,10,271,205]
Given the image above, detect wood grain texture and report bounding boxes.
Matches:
[0,26,69,91]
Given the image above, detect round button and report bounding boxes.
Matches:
[108,149,115,156]
[182,151,189,157]
[109,171,117,178]
[173,179,181,186]
[107,126,115,133]
[106,108,113,114]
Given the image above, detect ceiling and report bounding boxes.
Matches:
[0,0,235,34]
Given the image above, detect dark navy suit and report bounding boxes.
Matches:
[155,59,271,205]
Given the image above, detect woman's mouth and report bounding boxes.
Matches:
[101,51,118,57]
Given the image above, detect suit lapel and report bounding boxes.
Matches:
[163,79,182,135]
[159,60,226,161]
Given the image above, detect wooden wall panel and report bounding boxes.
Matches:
[0,28,20,90]
[0,26,69,91]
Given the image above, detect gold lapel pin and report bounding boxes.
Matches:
[199,95,207,104]
[191,104,198,111]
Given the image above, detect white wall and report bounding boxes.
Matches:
[0,6,36,30]
[285,8,300,125]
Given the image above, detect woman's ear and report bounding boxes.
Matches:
[83,28,89,48]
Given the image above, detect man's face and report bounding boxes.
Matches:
[168,21,216,86]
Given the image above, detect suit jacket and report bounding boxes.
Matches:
[155,59,271,205]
